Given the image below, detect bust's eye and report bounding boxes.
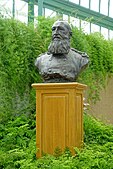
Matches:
[59,26,65,31]
[52,27,56,31]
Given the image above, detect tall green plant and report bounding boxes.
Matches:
[1,16,113,121]
[0,17,41,121]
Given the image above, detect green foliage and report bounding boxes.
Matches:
[36,16,55,52]
[0,17,40,122]
[0,114,113,169]
[72,31,113,102]
[1,16,113,168]
[0,16,57,123]
[84,113,113,145]
[1,16,113,122]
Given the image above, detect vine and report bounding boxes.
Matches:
[0,16,113,121]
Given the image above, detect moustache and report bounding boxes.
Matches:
[52,34,63,40]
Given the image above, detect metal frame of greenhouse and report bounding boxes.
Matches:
[8,0,113,38]
[13,0,113,30]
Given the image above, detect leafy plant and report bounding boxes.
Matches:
[0,114,113,169]
[1,16,113,169]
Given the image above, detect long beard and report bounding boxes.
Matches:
[48,39,70,54]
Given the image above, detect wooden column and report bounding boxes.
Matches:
[32,83,87,157]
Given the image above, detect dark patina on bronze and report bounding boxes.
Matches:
[35,21,89,83]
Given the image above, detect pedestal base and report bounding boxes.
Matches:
[32,82,87,157]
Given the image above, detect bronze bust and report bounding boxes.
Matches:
[35,21,89,82]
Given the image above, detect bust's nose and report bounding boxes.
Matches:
[54,27,59,34]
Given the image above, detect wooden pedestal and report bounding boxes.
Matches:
[32,83,86,157]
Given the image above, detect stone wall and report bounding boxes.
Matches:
[87,77,113,124]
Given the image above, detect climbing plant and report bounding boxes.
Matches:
[0,16,113,122]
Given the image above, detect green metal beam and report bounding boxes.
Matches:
[28,0,34,23]
[108,0,110,16]
[12,0,15,18]
[99,0,101,13]
[42,0,113,30]
[38,0,43,16]
[22,0,113,30]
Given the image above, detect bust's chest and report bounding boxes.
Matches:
[39,54,80,75]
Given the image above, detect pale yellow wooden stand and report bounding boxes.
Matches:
[32,82,87,157]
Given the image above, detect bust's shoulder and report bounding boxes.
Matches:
[36,52,52,61]
[70,48,89,58]
[35,52,52,67]
[38,52,51,58]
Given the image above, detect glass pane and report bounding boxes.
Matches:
[15,0,28,23]
[70,16,80,28]
[34,5,38,17]
[90,0,99,12]
[63,14,68,21]
[91,23,100,32]
[110,30,113,40]
[81,20,90,34]
[0,0,13,17]
[69,0,79,4]
[101,27,108,39]
[45,8,56,18]
[1,0,12,10]
[81,0,89,8]
[70,16,76,26]
[34,5,38,26]
[109,0,113,17]
[74,18,80,28]
[100,0,108,15]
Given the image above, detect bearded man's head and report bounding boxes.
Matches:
[48,21,72,55]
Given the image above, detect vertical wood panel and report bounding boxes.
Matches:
[42,94,68,155]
